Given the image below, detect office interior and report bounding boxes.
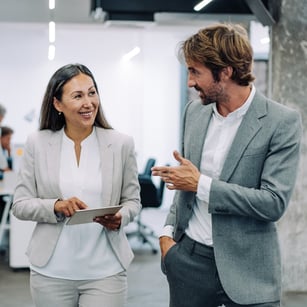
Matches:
[0,0,307,306]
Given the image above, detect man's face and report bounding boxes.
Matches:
[1,134,12,150]
[186,60,226,105]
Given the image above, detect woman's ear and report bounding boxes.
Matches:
[53,97,62,113]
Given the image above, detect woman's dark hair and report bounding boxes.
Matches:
[39,63,112,131]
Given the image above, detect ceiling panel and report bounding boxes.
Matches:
[0,0,279,26]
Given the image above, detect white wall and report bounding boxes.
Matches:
[0,21,202,207]
[0,21,269,208]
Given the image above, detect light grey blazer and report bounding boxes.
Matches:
[12,127,141,270]
[165,90,302,304]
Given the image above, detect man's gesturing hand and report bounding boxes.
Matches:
[151,150,200,192]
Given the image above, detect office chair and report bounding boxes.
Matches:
[133,174,166,254]
[138,158,156,179]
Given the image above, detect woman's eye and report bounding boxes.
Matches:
[89,90,96,96]
[74,94,82,99]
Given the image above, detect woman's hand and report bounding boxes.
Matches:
[54,197,88,217]
[94,211,122,231]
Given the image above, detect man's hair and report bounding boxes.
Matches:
[1,126,14,137]
[179,23,255,86]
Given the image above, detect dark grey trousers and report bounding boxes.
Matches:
[161,234,280,307]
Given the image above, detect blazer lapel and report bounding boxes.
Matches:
[188,104,213,168]
[46,130,63,196]
[96,128,114,206]
[219,91,267,181]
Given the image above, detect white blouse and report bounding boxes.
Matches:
[31,127,123,280]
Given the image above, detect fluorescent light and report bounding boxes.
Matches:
[122,47,141,62]
[48,44,55,61]
[49,21,55,43]
[260,37,270,44]
[194,0,213,11]
[49,0,55,10]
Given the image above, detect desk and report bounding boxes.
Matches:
[0,171,17,248]
[10,213,35,268]
[0,171,36,268]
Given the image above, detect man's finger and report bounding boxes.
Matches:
[173,150,184,164]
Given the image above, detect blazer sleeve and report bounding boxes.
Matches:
[116,135,142,227]
[208,108,302,222]
[12,132,60,223]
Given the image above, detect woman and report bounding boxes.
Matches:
[12,63,141,307]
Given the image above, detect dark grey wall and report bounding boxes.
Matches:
[271,0,307,292]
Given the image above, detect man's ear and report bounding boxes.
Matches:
[220,66,233,81]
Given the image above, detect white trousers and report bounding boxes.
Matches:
[30,270,127,307]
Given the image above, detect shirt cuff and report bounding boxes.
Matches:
[54,199,65,222]
[196,174,212,202]
[159,225,174,238]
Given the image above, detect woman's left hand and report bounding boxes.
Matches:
[93,211,122,231]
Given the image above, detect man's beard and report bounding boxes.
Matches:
[195,83,227,105]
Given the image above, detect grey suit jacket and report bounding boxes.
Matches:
[165,90,302,304]
[12,127,141,270]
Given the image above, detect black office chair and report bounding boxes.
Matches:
[133,175,166,253]
[138,158,156,179]
[129,159,168,253]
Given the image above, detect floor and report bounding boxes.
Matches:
[0,208,307,307]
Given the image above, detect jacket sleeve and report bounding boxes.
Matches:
[12,133,60,223]
[208,109,302,222]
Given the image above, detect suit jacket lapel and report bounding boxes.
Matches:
[96,128,114,206]
[46,128,114,205]
[46,130,63,197]
[219,91,267,181]
[188,104,213,168]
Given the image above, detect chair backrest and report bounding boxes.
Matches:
[138,177,159,207]
[156,165,169,204]
[157,179,165,206]
[138,163,168,208]
[142,158,156,176]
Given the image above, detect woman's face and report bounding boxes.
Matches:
[53,73,99,132]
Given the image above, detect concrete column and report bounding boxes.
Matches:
[271,0,307,292]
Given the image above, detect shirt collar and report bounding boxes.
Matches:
[63,126,96,146]
[213,84,256,120]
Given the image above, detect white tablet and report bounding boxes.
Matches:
[66,205,123,225]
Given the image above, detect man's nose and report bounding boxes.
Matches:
[187,76,196,88]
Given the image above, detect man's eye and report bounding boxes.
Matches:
[189,69,197,76]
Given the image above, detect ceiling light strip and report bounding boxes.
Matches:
[49,0,55,10]
[122,47,141,62]
[48,0,56,60]
[193,0,213,12]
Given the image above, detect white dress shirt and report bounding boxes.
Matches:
[31,127,123,279]
[162,85,256,246]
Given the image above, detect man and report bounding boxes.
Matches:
[0,104,8,171]
[152,23,302,307]
[1,126,14,170]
